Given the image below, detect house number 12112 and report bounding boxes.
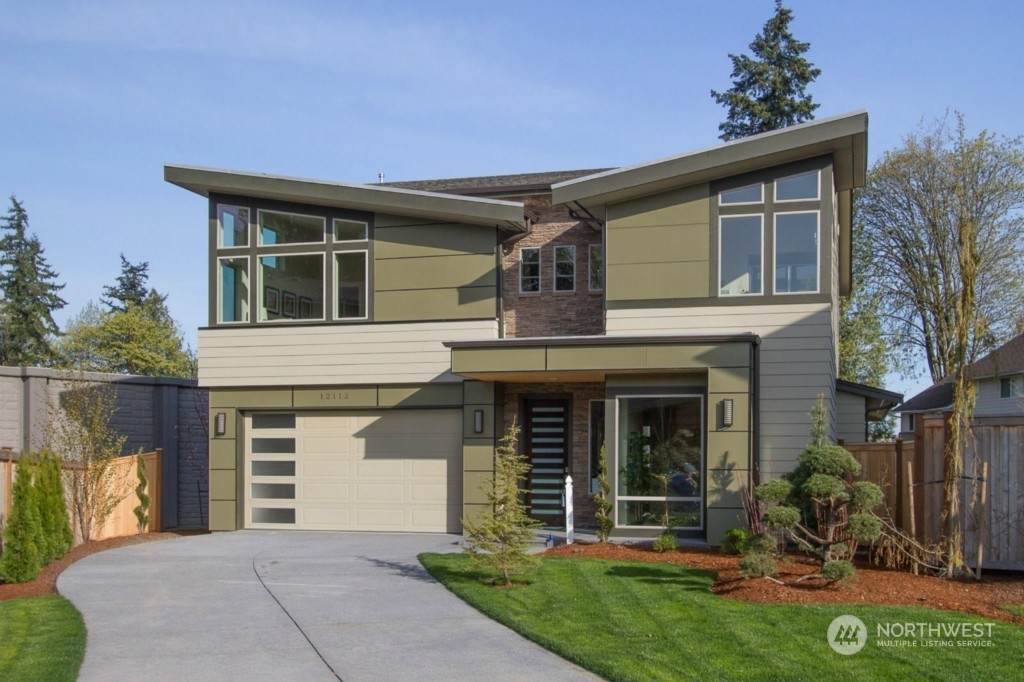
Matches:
[320,392,350,401]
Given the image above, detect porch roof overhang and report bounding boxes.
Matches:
[164,164,528,231]
[444,333,760,383]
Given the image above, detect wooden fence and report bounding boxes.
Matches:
[842,415,1024,571]
[0,448,161,545]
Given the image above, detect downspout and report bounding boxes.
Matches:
[497,213,534,339]
[752,338,763,485]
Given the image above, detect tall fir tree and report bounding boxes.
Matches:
[0,196,67,366]
[711,0,821,141]
[101,254,150,312]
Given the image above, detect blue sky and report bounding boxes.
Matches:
[1,0,1021,399]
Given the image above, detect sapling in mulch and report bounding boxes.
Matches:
[593,442,613,543]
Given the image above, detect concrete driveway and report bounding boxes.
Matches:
[58,531,599,681]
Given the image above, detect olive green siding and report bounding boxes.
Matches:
[374,214,498,322]
[606,184,711,302]
[462,381,500,523]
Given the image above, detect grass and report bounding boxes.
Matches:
[420,554,1024,682]
[0,595,85,681]
[1003,604,1024,618]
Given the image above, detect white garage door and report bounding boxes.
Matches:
[245,410,463,532]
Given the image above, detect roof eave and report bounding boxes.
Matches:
[164,164,527,231]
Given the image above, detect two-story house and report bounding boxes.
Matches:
[165,110,869,544]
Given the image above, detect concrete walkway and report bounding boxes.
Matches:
[58,531,600,681]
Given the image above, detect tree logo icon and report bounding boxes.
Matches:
[827,615,867,654]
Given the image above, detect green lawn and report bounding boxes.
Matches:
[420,554,1024,682]
[0,595,85,682]
[1003,604,1024,618]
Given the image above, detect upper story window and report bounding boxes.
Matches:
[589,243,604,291]
[1000,375,1023,398]
[719,183,763,205]
[554,245,575,292]
[213,200,371,325]
[774,211,819,293]
[520,248,540,293]
[775,170,820,202]
[719,215,762,296]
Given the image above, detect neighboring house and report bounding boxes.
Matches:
[895,333,1024,437]
[166,110,872,544]
[835,379,902,443]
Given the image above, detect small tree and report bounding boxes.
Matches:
[0,461,43,583]
[593,442,613,542]
[462,419,542,586]
[46,377,130,543]
[133,453,150,534]
[33,450,73,564]
[750,396,884,584]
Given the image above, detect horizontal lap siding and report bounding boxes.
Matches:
[198,320,498,387]
[607,303,836,473]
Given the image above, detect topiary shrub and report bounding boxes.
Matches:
[0,461,43,583]
[652,532,678,553]
[743,532,779,555]
[739,551,777,579]
[721,527,750,555]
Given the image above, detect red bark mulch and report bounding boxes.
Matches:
[543,542,1024,624]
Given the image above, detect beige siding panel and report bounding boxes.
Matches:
[374,287,495,322]
[198,320,497,388]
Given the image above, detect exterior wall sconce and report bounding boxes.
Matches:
[214,412,227,437]
[722,399,734,428]
[473,409,484,434]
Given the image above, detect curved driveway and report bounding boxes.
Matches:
[58,531,599,681]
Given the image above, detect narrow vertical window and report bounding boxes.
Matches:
[719,215,762,296]
[588,243,604,291]
[218,205,249,247]
[520,247,540,293]
[218,257,249,323]
[336,251,367,319]
[554,245,575,292]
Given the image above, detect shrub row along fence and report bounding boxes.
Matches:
[841,416,1024,571]
[0,448,161,544]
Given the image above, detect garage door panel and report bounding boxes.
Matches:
[247,408,462,532]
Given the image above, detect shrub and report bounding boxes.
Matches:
[33,451,73,564]
[593,443,613,542]
[0,461,43,583]
[653,533,678,553]
[739,551,777,579]
[820,560,856,585]
[721,527,750,555]
[743,532,778,555]
[133,453,150,534]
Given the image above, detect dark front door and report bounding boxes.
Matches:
[522,398,569,524]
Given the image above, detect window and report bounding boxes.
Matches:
[775,170,820,202]
[1000,376,1023,398]
[259,254,324,321]
[719,215,762,295]
[334,219,367,241]
[774,212,819,293]
[589,244,604,291]
[218,257,249,323]
[258,210,324,245]
[335,251,367,319]
[554,245,575,292]
[520,247,540,293]
[616,395,703,529]
[589,400,606,494]
[218,205,249,247]
[719,183,763,205]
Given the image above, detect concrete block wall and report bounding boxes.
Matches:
[0,367,209,529]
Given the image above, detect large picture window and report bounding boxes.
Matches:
[719,215,762,296]
[616,395,703,529]
[259,254,324,321]
[774,212,819,293]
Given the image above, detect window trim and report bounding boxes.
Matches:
[257,208,326,246]
[773,210,820,295]
[216,255,250,324]
[257,252,326,322]
[217,204,251,249]
[773,169,821,203]
[588,243,604,292]
[334,249,369,321]
[719,182,764,206]
[333,218,369,243]
[519,247,541,294]
[553,244,576,292]
[718,214,764,297]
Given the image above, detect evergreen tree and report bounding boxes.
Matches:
[711,0,821,141]
[101,254,150,313]
[593,443,613,542]
[0,461,43,583]
[133,453,150,534]
[0,196,67,366]
[34,450,73,562]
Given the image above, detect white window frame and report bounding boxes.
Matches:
[774,169,821,203]
[773,210,820,295]
[613,393,705,531]
[519,247,541,294]
[718,182,764,206]
[257,209,326,246]
[718,214,763,297]
[257,252,326,322]
[588,243,604,292]
[216,255,249,324]
[333,218,369,243]
[334,249,369,321]
[217,204,250,249]
[553,245,576,292]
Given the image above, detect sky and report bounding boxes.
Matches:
[1,0,1022,400]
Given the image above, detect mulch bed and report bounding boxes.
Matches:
[543,542,1024,625]
[0,532,190,602]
